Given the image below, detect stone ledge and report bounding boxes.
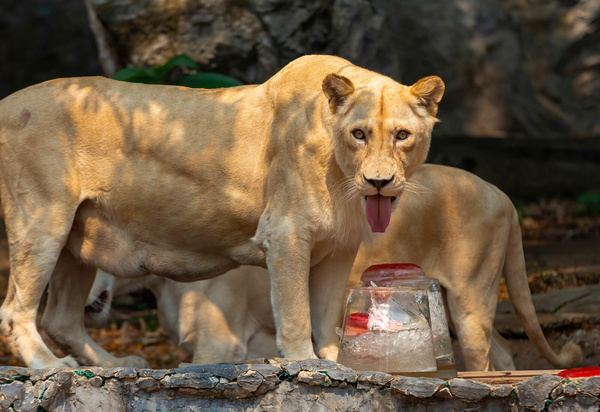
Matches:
[0,359,598,411]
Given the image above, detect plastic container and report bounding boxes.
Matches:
[337,287,437,377]
[359,263,457,379]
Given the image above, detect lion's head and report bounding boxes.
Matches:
[322,72,444,233]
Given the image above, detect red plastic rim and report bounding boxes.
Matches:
[360,263,425,287]
[558,366,600,378]
[344,312,369,336]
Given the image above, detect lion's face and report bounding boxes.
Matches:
[323,73,444,233]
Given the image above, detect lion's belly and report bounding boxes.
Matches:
[66,200,265,281]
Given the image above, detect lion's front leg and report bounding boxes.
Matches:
[263,232,316,360]
[309,249,358,361]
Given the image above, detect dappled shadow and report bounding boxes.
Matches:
[0,55,381,365]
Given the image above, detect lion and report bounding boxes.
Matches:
[85,165,582,371]
[0,55,445,368]
[85,267,276,365]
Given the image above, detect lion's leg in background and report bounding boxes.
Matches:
[42,248,148,367]
[0,208,79,368]
[446,288,497,371]
[186,289,249,364]
[445,250,504,372]
[491,328,516,370]
[309,249,358,361]
[443,240,506,371]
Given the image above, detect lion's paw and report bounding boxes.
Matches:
[316,345,339,361]
[36,355,79,369]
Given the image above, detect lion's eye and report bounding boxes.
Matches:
[396,130,410,140]
[352,129,365,140]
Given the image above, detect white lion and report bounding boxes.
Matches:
[0,55,445,368]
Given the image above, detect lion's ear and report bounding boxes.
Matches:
[410,76,445,116]
[322,74,355,113]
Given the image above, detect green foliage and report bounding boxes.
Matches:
[112,54,242,89]
[513,200,529,224]
[179,72,243,89]
[574,192,600,216]
[113,67,160,84]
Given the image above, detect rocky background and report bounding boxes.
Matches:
[3,0,600,139]
[0,0,102,99]
[87,0,600,139]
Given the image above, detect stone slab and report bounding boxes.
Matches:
[0,361,597,411]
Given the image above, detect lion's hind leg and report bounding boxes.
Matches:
[0,211,79,368]
[42,249,148,368]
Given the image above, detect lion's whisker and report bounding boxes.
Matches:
[403,180,433,207]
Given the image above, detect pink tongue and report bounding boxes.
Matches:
[366,195,392,233]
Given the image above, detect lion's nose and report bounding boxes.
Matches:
[364,175,394,189]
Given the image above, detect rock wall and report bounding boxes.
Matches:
[86,0,600,138]
[0,0,102,100]
[427,136,600,201]
[2,360,599,411]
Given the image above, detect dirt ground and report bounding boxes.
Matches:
[0,199,598,371]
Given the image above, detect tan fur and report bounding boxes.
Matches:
[86,268,276,364]
[0,55,443,368]
[86,165,581,371]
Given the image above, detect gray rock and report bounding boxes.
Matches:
[173,364,240,381]
[492,384,514,398]
[161,373,218,390]
[0,368,31,387]
[114,367,137,379]
[32,380,46,399]
[578,376,600,396]
[250,363,281,378]
[237,370,263,393]
[30,368,60,383]
[255,379,279,394]
[515,375,563,412]
[280,361,300,377]
[54,371,73,386]
[214,379,238,392]
[89,376,104,388]
[234,364,250,376]
[547,397,567,411]
[136,377,159,391]
[13,381,38,412]
[357,371,394,387]
[449,379,493,402]
[139,369,169,380]
[575,392,598,406]
[96,368,120,378]
[391,377,446,398]
[69,383,127,411]
[217,381,253,399]
[550,384,563,400]
[297,359,339,371]
[297,370,330,386]
[38,381,59,411]
[0,381,23,410]
[563,382,579,396]
[434,386,452,399]
[326,368,357,384]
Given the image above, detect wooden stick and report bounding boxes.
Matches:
[457,370,564,384]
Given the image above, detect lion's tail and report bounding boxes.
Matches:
[503,209,582,369]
